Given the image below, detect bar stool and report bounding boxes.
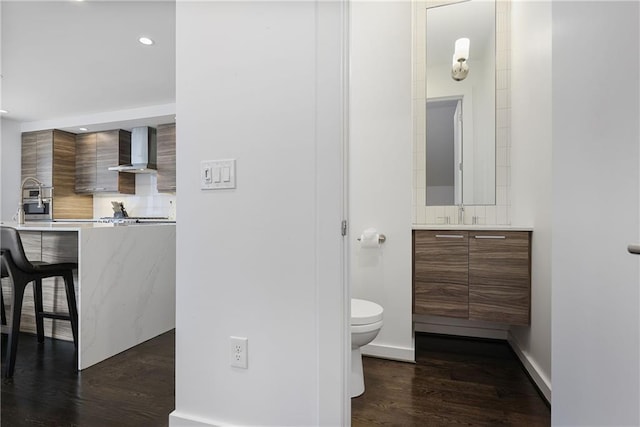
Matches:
[0,226,78,378]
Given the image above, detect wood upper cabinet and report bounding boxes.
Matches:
[75,133,97,192]
[21,130,93,219]
[21,130,53,186]
[413,229,531,326]
[469,231,531,325]
[414,231,469,318]
[156,123,176,193]
[75,130,135,194]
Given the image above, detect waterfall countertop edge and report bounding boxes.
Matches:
[3,221,176,232]
[413,224,533,231]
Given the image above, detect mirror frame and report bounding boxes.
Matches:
[413,0,511,225]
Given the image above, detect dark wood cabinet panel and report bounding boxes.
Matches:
[413,231,469,318]
[36,131,53,186]
[96,130,120,192]
[22,130,93,219]
[75,133,97,193]
[22,131,53,186]
[156,123,176,193]
[21,132,38,181]
[469,231,531,325]
[75,130,134,194]
[413,229,531,326]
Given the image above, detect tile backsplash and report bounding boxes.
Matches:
[412,0,511,226]
[93,174,176,219]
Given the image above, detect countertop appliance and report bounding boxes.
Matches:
[22,186,53,221]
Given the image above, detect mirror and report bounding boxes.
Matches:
[425,0,496,206]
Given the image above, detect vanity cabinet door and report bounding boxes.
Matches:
[414,230,469,318]
[469,231,531,325]
[157,123,176,193]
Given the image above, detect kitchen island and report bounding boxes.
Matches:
[1,221,176,370]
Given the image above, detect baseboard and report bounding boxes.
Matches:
[507,332,551,404]
[361,342,415,362]
[414,320,509,340]
[169,411,221,427]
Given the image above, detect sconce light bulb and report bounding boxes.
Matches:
[454,37,470,62]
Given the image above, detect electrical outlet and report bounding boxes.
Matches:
[230,336,248,369]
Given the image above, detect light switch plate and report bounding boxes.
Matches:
[201,159,236,190]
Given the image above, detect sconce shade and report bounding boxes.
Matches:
[454,37,470,62]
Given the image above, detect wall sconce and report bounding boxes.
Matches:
[451,37,470,81]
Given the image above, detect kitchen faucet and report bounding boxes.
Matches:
[17,177,44,225]
[458,204,465,225]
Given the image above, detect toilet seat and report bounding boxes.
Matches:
[351,298,383,326]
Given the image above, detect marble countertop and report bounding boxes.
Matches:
[2,221,176,232]
[413,224,533,231]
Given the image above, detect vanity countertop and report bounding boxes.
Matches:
[413,224,533,231]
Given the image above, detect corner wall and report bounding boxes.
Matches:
[349,0,414,362]
[509,0,552,400]
[172,1,347,425]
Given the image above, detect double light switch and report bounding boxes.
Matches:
[201,159,236,189]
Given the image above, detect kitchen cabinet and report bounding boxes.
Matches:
[21,130,93,219]
[413,229,531,326]
[156,123,176,193]
[75,130,135,194]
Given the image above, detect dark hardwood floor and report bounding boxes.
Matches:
[1,330,550,426]
[352,333,551,426]
[1,330,175,427]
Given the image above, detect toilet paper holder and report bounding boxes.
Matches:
[357,234,386,244]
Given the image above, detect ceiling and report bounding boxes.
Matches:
[1,0,176,132]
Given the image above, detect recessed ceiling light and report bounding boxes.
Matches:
[79,127,88,131]
[0,109,8,114]
[139,37,154,46]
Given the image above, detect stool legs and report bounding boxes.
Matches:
[1,287,6,326]
[33,279,45,343]
[5,279,27,379]
[63,272,78,348]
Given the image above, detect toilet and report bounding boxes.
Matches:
[350,298,384,398]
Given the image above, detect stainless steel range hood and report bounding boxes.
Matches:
[108,126,157,173]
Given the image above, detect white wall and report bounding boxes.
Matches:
[552,1,639,425]
[509,0,552,399]
[1,118,22,221]
[172,1,347,426]
[349,0,414,362]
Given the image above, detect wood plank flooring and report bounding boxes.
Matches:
[1,330,550,426]
[352,333,551,426]
[1,330,175,427]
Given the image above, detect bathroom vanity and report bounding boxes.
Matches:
[413,226,532,326]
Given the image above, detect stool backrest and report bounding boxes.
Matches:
[0,226,33,272]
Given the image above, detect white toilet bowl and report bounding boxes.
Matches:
[351,298,383,398]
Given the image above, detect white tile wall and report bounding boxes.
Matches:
[413,0,511,225]
[93,174,176,219]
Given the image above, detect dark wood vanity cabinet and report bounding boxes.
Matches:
[156,123,176,193]
[413,229,531,326]
[75,130,135,194]
[413,231,469,318]
[469,231,531,325]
